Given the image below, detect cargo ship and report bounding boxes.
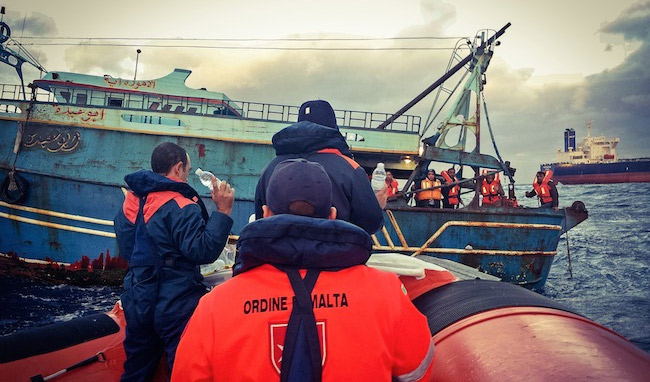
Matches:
[541,121,650,184]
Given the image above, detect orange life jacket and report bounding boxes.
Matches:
[481,172,502,205]
[532,170,554,204]
[385,179,398,197]
[416,178,442,201]
[441,171,460,205]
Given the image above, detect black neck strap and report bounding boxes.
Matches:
[280,267,322,382]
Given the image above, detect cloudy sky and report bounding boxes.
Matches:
[2,0,649,182]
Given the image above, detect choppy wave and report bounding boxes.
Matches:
[0,277,120,334]
[529,182,650,352]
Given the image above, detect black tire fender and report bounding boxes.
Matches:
[1,171,28,204]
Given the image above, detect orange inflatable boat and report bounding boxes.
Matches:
[2,256,649,381]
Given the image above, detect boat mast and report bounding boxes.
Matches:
[392,26,510,206]
[375,23,510,131]
[0,7,47,100]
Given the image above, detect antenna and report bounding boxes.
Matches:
[586,120,593,139]
[134,48,141,81]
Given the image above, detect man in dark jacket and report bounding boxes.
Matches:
[114,142,234,381]
[173,159,434,382]
[254,100,384,234]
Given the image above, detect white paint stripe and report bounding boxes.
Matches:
[0,200,114,226]
[0,211,116,238]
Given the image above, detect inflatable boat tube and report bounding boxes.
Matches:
[413,280,650,381]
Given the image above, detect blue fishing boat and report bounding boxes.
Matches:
[369,25,588,289]
[0,20,586,290]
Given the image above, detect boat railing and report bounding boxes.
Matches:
[238,101,420,132]
[0,82,420,132]
[0,83,31,100]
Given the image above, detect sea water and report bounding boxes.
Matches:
[529,182,650,352]
[1,183,648,352]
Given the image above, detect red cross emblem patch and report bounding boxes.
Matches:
[270,321,327,374]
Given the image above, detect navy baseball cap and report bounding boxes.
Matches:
[298,100,338,130]
[266,159,332,218]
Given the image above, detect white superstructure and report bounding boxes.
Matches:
[556,121,619,164]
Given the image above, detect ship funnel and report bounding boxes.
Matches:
[564,128,576,152]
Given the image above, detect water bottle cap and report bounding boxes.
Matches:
[194,168,203,176]
[377,163,385,170]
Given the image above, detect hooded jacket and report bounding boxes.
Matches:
[254,121,384,234]
[172,215,434,382]
[114,170,233,322]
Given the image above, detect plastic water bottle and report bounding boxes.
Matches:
[371,163,386,192]
[221,244,236,267]
[195,168,221,191]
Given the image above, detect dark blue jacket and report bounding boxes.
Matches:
[254,121,384,234]
[114,170,233,318]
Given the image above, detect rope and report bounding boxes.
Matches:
[481,92,514,183]
[563,208,574,279]
[10,84,38,171]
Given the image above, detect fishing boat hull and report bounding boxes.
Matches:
[0,165,253,266]
[2,263,648,381]
[377,204,587,290]
[0,118,585,290]
[0,159,586,290]
[0,97,417,264]
[0,100,276,264]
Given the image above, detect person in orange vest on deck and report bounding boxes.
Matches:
[481,171,504,207]
[416,169,443,208]
[442,167,462,209]
[525,170,559,210]
[385,170,399,197]
[171,159,435,382]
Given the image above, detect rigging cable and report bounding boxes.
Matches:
[421,38,473,137]
[481,92,514,183]
[17,35,466,42]
[11,35,471,51]
[9,42,464,51]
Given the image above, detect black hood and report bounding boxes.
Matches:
[272,121,353,158]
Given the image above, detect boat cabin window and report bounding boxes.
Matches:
[343,132,366,142]
[108,97,123,107]
[75,93,87,105]
[58,91,71,103]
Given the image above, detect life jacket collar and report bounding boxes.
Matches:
[234,214,372,276]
